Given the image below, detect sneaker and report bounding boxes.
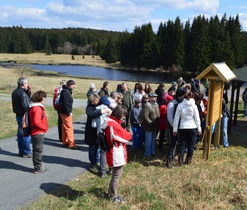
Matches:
[107,168,113,174]
[34,166,47,174]
[98,172,105,178]
[90,164,100,170]
[113,195,124,203]
[23,153,32,158]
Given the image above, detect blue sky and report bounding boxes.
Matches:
[0,0,247,32]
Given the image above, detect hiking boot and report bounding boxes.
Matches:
[34,166,47,174]
[23,153,32,158]
[165,159,172,169]
[185,157,192,165]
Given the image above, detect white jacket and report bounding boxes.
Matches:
[173,98,201,133]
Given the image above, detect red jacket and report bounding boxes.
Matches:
[105,116,132,167]
[159,104,168,130]
[29,104,48,136]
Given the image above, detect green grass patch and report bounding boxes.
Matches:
[21,146,247,210]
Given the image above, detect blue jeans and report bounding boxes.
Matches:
[131,125,143,149]
[16,116,31,155]
[88,144,100,165]
[221,116,229,147]
[145,131,156,157]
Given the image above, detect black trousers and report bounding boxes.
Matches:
[31,134,44,171]
[179,128,197,162]
[166,125,179,161]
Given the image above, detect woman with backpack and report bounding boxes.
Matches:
[29,90,48,174]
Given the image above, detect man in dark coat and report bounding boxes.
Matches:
[12,77,32,158]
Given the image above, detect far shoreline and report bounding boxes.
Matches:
[0,52,196,75]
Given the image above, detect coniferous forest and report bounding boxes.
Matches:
[1,14,247,73]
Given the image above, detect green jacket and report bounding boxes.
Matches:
[121,89,133,111]
[142,101,160,131]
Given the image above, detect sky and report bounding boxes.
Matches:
[0,0,247,32]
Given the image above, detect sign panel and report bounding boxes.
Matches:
[209,81,223,125]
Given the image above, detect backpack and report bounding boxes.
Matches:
[22,107,44,137]
[97,131,110,152]
[53,87,62,110]
[22,109,32,137]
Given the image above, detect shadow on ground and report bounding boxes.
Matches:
[40,182,86,200]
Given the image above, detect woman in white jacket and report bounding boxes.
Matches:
[173,92,202,165]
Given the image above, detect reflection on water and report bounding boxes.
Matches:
[30,64,195,83]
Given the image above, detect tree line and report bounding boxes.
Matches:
[117,14,247,72]
[0,14,247,72]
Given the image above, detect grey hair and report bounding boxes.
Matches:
[110,91,119,99]
[17,77,27,87]
[89,92,101,103]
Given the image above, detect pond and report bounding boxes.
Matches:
[29,64,196,83]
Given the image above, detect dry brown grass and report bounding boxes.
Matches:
[0,65,159,98]
[0,53,123,69]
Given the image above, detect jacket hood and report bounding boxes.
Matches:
[29,102,44,108]
[182,98,195,106]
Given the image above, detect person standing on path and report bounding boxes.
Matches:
[59,80,78,149]
[98,81,110,97]
[11,77,32,158]
[29,90,48,174]
[53,80,67,142]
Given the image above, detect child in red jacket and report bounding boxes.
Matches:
[104,105,132,203]
[29,90,48,174]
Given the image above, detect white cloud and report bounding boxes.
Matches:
[239,13,247,31]
[0,0,246,32]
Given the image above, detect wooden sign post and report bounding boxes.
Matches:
[196,62,236,160]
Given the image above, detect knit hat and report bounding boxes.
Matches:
[67,80,75,86]
[90,83,96,89]
[176,88,186,97]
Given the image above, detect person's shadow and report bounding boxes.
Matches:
[40,182,85,200]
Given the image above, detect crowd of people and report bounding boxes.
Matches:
[11,76,235,203]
